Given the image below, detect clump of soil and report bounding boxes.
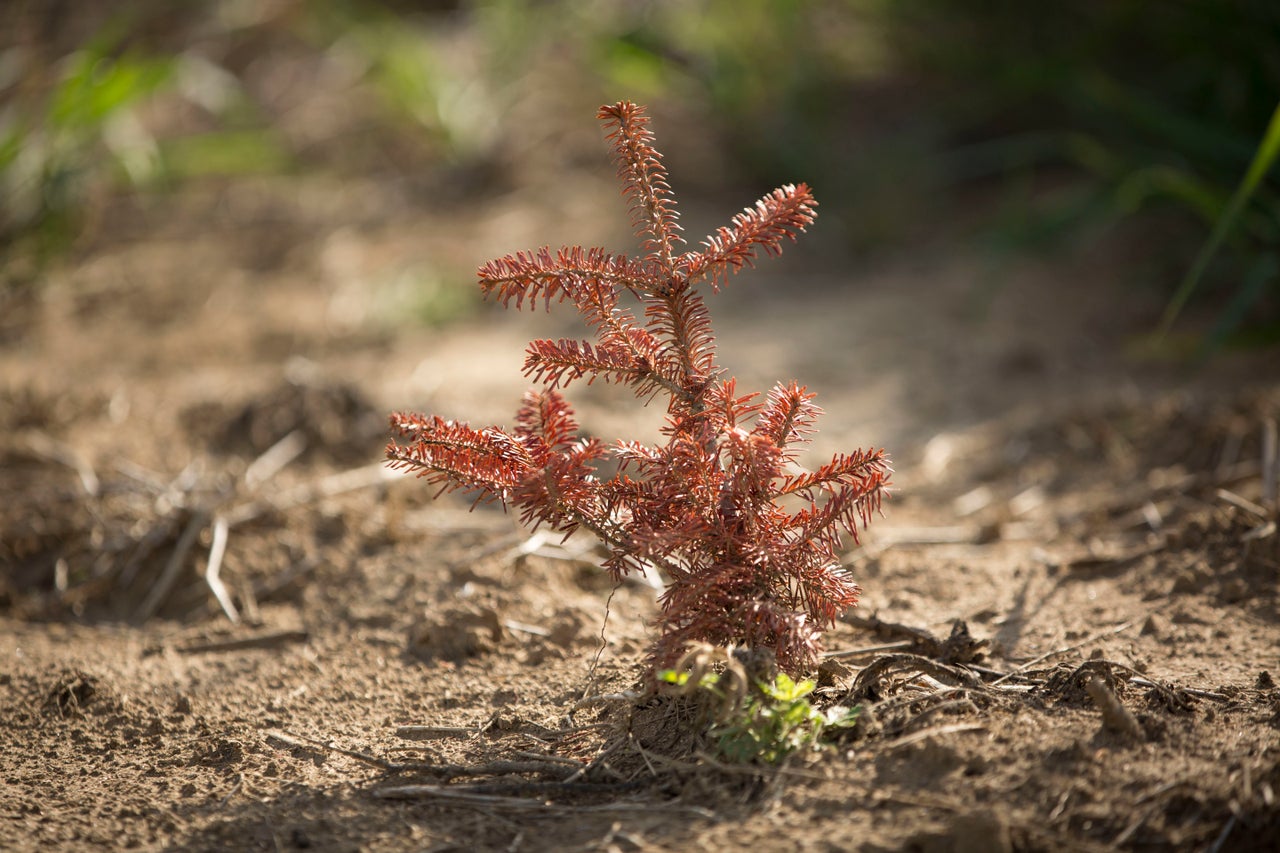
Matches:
[182,372,385,466]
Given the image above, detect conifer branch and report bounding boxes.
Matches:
[776,449,891,500]
[512,390,579,460]
[597,102,683,269]
[753,381,820,453]
[478,247,663,310]
[685,184,818,291]
[644,285,717,405]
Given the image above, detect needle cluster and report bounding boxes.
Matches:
[387,102,890,674]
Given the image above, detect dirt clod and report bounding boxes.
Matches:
[43,671,99,718]
[408,603,506,661]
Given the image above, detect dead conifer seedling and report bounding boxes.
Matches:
[387,101,890,675]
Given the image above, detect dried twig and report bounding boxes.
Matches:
[1130,676,1229,704]
[385,779,639,797]
[1085,673,1144,740]
[842,612,939,644]
[136,510,209,622]
[504,619,551,637]
[398,760,582,782]
[131,455,410,621]
[510,751,585,767]
[226,461,407,526]
[243,429,307,491]
[878,722,988,751]
[265,729,388,767]
[1111,803,1161,847]
[117,514,181,592]
[844,654,984,703]
[1242,520,1276,542]
[217,773,245,808]
[185,556,318,622]
[204,515,238,623]
[395,725,483,741]
[114,458,170,493]
[370,784,715,819]
[561,737,628,784]
[1064,659,1192,713]
[178,630,309,655]
[840,615,987,663]
[1217,488,1270,519]
[1263,418,1277,510]
[824,641,916,659]
[25,432,100,496]
[1208,814,1238,853]
[991,616,1143,686]
[267,729,585,782]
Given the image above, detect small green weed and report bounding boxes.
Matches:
[659,651,859,765]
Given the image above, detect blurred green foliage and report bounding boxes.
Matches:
[0,9,289,263]
[302,0,514,165]
[588,1,886,175]
[875,0,1280,348]
[4,0,1276,347]
[0,25,176,256]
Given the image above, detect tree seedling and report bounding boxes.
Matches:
[387,101,890,675]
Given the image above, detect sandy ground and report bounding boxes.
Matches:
[2,71,1280,852]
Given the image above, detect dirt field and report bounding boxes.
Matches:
[3,32,1280,851]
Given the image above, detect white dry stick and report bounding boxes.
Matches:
[503,619,551,637]
[503,532,551,562]
[26,432,100,496]
[226,461,407,526]
[205,515,239,624]
[1216,488,1270,519]
[243,429,308,492]
[1242,520,1276,543]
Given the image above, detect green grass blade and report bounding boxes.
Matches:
[1159,99,1280,335]
[1198,252,1278,359]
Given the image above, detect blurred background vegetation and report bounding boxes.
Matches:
[2,0,1277,352]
